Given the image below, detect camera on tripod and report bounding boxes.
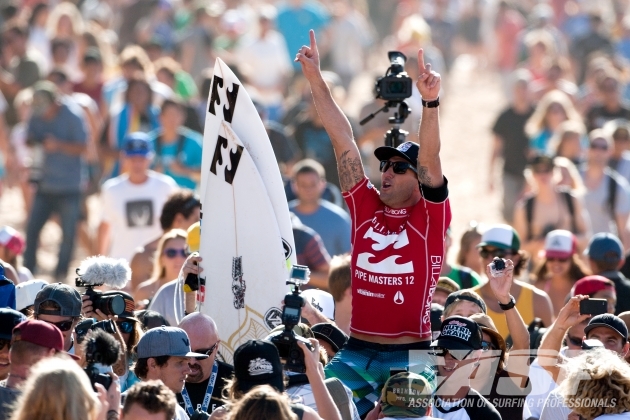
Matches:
[361,51,413,148]
[268,265,314,373]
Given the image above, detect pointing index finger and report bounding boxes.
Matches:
[309,29,317,51]
[417,48,426,73]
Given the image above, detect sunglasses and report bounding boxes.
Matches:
[193,342,219,361]
[481,340,497,352]
[379,160,418,175]
[37,318,75,332]
[430,346,472,361]
[116,320,134,334]
[163,248,189,259]
[479,248,512,259]
[0,339,10,351]
[590,142,608,151]
[566,335,583,347]
[547,257,569,263]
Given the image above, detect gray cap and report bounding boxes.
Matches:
[33,283,82,317]
[136,326,209,359]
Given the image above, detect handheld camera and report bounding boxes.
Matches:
[75,256,131,316]
[83,329,121,390]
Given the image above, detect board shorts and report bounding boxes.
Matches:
[324,337,435,417]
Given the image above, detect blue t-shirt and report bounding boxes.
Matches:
[289,199,351,257]
[276,2,329,69]
[27,98,88,193]
[148,127,203,190]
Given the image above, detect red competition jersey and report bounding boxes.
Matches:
[344,177,451,339]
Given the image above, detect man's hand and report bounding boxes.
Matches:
[82,294,112,321]
[485,258,514,303]
[295,30,321,82]
[181,253,203,279]
[416,49,441,101]
[555,295,591,331]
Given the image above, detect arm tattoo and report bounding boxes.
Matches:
[338,150,364,191]
[418,165,434,187]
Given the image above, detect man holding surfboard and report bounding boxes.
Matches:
[296,30,451,416]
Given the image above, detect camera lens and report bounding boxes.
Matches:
[102,295,125,316]
[388,81,405,94]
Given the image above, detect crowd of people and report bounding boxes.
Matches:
[4,0,630,419]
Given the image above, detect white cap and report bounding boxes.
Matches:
[15,279,48,311]
[544,229,576,259]
[301,289,335,320]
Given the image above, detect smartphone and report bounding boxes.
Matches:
[579,298,607,316]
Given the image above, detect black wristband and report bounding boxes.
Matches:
[498,295,516,311]
[422,97,440,108]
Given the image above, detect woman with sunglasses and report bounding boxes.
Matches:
[533,230,591,316]
[135,229,188,306]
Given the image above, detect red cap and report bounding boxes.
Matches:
[572,275,616,297]
[12,319,64,352]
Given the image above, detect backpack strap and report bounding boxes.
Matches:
[608,172,618,221]
[560,190,577,234]
[324,378,352,420]
[525,196,535,241]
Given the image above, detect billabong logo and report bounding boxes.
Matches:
[208,75,239,123]
[248,358,273,376]
[384,207,407,215]
[394,291,404,304]
[356,228,413,274]
[210,133,243,185]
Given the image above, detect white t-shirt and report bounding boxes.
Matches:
[540,388,571,420]
[100,171,178,261]
[597,413,630,419]
[286,380,360,420]
[174,404,188,420]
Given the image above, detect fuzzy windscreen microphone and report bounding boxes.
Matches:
[85,328,121,366]
[77,256,131,289]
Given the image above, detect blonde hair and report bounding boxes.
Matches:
[442,290,485,318]
[227,385,297,420]
[46,2,84,39]
[10,355,100,420]
[547,120,587,157]
[152,229,188,279]
[525,90,582,138]
[559,348,630,418]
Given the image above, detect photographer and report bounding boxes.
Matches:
[296,29,450,417]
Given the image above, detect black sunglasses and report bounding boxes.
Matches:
[379,160,418,175]
[566,335,583,347]
[430,346,472,361]
[0,339,10,351]
[116,320,134,334]
[163,248,189,258]
[37,318,75,332]
[193,342,219,361]
[547,257,569,263]
[479,248,512,259]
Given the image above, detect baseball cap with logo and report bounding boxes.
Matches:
[584,314,628,343]
[572,275,615,297]
[0,308,26,340]
[234,339,284,394]
[380,372,433,417]
[374,141,419,167]
[13,319,64,352]
[301,289,335,320]
[311,323,348,352]
[477,224,521,251]
[431,316,483,352]
[136,326,208,359]
[123,132,153,157]
[15,279,48,312]
[585,233,623,263]
[544,230,577,259]
[34,283,82,317]
[0,226,25,255]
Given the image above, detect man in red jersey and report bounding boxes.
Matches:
[295,30,451,416]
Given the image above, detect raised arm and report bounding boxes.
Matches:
[415,49,444,188]
[295,30,364,192]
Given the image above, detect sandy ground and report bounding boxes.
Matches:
[0,54,507,283]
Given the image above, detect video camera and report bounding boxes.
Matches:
[268,265,313,373]
[360,51,413,148]
[75,256,131,316]
[83,329,121,390]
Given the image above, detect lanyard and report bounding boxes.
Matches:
[182,360,218,416]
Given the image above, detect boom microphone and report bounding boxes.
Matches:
[77,256,131,289]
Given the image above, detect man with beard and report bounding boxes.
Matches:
[178,313,234,415]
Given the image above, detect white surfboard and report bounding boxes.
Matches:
[198,116,290,363]
[200,57,296,267]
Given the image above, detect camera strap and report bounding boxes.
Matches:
[181,360,218,416]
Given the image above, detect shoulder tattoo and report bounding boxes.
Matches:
[418,165,434,187]
[338,150,364,191]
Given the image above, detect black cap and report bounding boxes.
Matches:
[0,308,26,340]
[374,142,419,166]
[430,303,444,332]
[34,283,82,317]
[443,290,487,314]
[311,323,348,352]
[584,314,628,343]
[431,316,483,351]
[234,340,284,394]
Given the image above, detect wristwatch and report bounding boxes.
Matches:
[422,97,440,108]
[498,295,516,311]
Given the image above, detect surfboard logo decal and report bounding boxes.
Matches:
[282,239,293,260]
[208,75,240,123]
[232,257,246,309]
[210,135,243,184]
[264,308,283,330]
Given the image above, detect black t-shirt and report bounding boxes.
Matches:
[586,105,630,131]
[492,106,534,177]
[600,270,630,314]
[176,361,234,415]
[433,388,502,420]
